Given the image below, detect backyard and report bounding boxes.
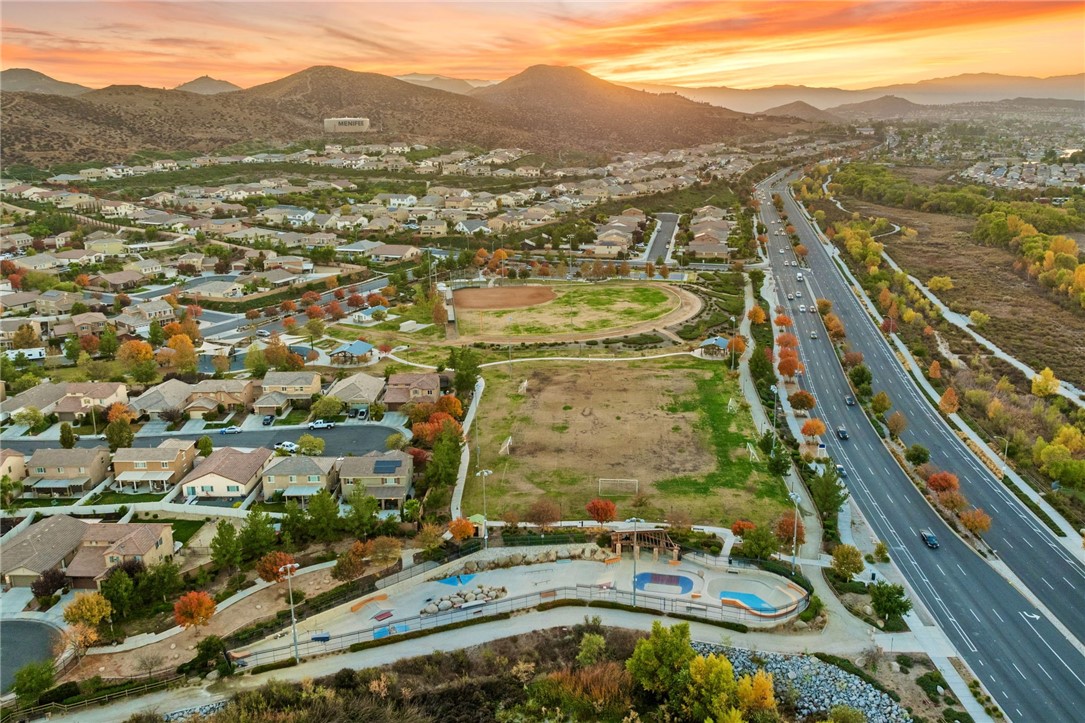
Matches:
[462,357,788,526]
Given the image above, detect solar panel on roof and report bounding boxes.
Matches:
[373,460,402,473]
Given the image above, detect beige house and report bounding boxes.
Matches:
[35,290,84,316]
[338,451,414,512]
[0,319,42,350]
[253,371,322,416]
[384,372,441,410]
[0,514,91,587]
[112,439,198,492]
[324,372,385,410]
[261,456,340,506]
[184,379,256,418]
[0,449,27,481]
[66,522,174,589]
[0,382,127,424]
[25,447,111,498]
[178,447,272,499]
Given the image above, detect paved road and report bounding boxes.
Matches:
[759,173,1085,722]
[1,423,400,458]
[645,212,678,263]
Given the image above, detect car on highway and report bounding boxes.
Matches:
[308,419,336,430]
[836,426,849,440]
[220,426,242,435]
[919,529,940,549]
[262,414,275,426]
[809,306,817,314]
[779,248,785,254]
[810,330,817,339]
[787,293,794,300]
[845,395,856,406]
[799,304,806,313]
[274,441,299,453]
[835,464,847,479]
[795,290,802,297]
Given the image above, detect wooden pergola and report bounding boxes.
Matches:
[611,528,680,562]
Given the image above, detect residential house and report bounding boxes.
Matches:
[253,371,321,416]
[686,241,732,261]
[14,254,62,273]
[454,219,491,236]
[53,249,105,267]
[130,300,175,322]
[24,446,111,498]
[336,240,383,259]
[92,270,144,291]
[34,290,83,316]
[372,193,417,208]
[0,514,91,587]
[1,291,41,315]
[65,522,174,589]
[418,219,448,237]
[177,447,272,500]
[99,200,139,219]
[366,244,421,263]
[324,372,385,411]
[261,456,340,506]
[264,256,312,274]
[383,372,441,410]
[188,279,242,298]
[0,448,27,481]
[124,259,163,277]
[0,381,127,423]
[112,439,198,492]
[0,318,42,350]
[338,451,414,512]
[184,379,256,418]
[52,311,109,339]
[131,378,193,418]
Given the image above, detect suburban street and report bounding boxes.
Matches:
[644,211,678,263]
[759,173,1085,722]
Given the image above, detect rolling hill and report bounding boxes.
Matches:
[174,76,241,94]
[0,68,91,97]
[761,100,842,123]
[826,95,927,120]
[0,64,803,166]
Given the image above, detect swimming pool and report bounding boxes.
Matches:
[633,572,695,594]
[718,590,776,613]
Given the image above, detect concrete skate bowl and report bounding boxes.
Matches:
[706,573,807,617]
[633,571,699,595]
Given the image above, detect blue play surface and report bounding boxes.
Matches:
[719,590,775,613]
[634,572,695,594]
[438,574,476,586]
[373,624,409,639]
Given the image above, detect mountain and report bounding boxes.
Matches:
[761,100,842,123]
[396,74,484,95]
[826,95,926,120]
[174,76,241,94]
[623,73,1085,113]
[0,64,803,166]
[0,68,90,97]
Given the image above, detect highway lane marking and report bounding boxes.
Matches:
[956,564,967,577]
[1011,662,1028,680]
[1040,577,1055,590]
[970,609,981,622]
[1018,612,1085,687]
[1038,664,1053,681]
[1022,537,1034,549]
[1063,577,1076,589]
[993,609,1005,623]
[935,563,946,577]
[1004,538,1015,549]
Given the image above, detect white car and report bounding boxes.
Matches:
[274,441,299,453]
[810,306,818,313]
[799,304,807,313]
[779,248,785,254]
[795,290,802,298]
[219,426,242,435]
[787,293,794,300]
[308,419,336,430]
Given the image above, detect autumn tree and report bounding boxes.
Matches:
[64,592,112,628]
[960,508,992,536]
[887,411,907,437]
[730,519,756,537]
[938,387,960,414]
[173,591,216,634]
[368,536,402,566]
[448,516,475,543]
[831,544,865,579]
[1032,367,1060,398]
[736,668,777,714]
[871,391,892,415]
[774,314,793,328]
[118,339,154,365]
[773,510,805,546]
[800,418,826,440]
[106,401,136,424]
[824,313,846,340]
[777,355,802,380]
[746,306,766,325]
[11,323,40,349]
[927,275,954,292]
[255,551,296,583]
[332,540,371,581]
[525,498,561,529]
[211,354,231,375]
[432,302,448,325]
[842,350,864,369]
[927,471,959,494]
[928,360,942,379]
[776,332,798,348]
[788,390,816,412]
[816,298,833,315]
[726,335,746,360]
[585,497,618,524]
[434,394,464,418]
[938,490,968,512]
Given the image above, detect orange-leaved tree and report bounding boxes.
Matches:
[747,306,767,325]
[800,419,826,440]
[106,402,136,424]
[448,516,475,543]
[585,498,617,524]
[927,471,959,494]
[117,339,153,365]
[938,388,960,415]
[937,490,967,512]
[960,508,992,536]
[174,591,216,635]
[255,551,296,583]
[788,390,816,412]
[778,355,803,380]
[774,315,793,328]
[730,519,756,537]
[726,335,746,357]
[773,510,805,546]
[928,360,942,379]
[776,333,798,348]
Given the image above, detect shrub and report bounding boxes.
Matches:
[37,680,80,705]
[248,659,298,676]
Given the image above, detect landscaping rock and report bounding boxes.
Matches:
[205,670,219,682]
[509,553,524,565]
[437,600,452,611]
[557,549,570,559]
[890,661,901,673]
[424,604,438,615]
[464,561,477,573]
[863,605,874,617]
[793,619,808,630]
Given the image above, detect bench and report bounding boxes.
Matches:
[604,557,621,565]
[373,611,393,622]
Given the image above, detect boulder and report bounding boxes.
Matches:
[464,561,477,573]
[465,593,476,602]
[557,548,570,559]
[438,600,453,611]
[863,605,874,616]
[547,550,557,562]
[509,553,524,565]
[936,685,945,696]
[206,670,220,682]
[793,619,808,630]
[855,656,867,668]
[890,661,901,673]
[424,604,439,615]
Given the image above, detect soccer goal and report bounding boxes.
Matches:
[598,478,640,497]
[499,436,513,456]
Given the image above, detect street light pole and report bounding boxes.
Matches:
[475,469,492,548]
[788,493,801,574]
[631,518,638,608]
[279,562,301,664]
[730,315,737,369]
[993,435,1010,479]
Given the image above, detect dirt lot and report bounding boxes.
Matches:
[452,283,701,342]
[465,359,785,526]
[849,199,1085,386]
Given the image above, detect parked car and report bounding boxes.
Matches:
[347,408,358,418]
[308,419,336,430]
[220,426,242,435]
[357,407,369,420]
[274,441,299,453]
[262,414,275,426]
[919,529,940,549]
[836,426,849,440]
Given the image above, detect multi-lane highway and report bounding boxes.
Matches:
[759,172,1085,722]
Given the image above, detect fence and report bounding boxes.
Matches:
[234,582,809,668]
[0,674,184,722]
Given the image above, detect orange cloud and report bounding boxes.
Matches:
[1,1,1081,89]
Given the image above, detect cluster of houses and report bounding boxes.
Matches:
[683,205,737,261]
[0,293,179,351]
[958,159,1085,192]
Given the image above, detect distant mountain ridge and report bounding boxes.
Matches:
[760,100,842,123]
[0,68,91,97]
[396,73,496,94]
[174,76,241,94]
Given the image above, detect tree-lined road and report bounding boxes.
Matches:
[759,172,1085,722]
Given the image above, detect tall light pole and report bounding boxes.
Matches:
[279,562,301,664]
[631,518,638,608]
[788,492,801,574]
[729,315,737,369]
[993,435,1011,479]
[476,469,492,548]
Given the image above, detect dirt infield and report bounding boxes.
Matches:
[453,285,557,310]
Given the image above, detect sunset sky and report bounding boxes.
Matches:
[2,1,1083,90]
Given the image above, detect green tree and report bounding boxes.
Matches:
[310,395,343,419]
[130,360,158,384]
[871,391,892,415]
[448,347,481,398]
[626,621,695,702]
[768,448,790,476]
[101,569,135,619]
[147,320,165,348]
[279,500,310,548]
[59,422,76,449]
[209,519,242,575]
[344,487,379,538]
[869,581,913,620]
[809,465,849,517]
[848,364,873,389]
[297,433,325,456]
[136,560,182,606]
[12,660,54,703]
[402,498,421,523]
[63,335,82,362]
[307,489,341,543]
[1,474,23,513]
[12,407,44,431]
[739,525,779,559]
[244,344,268,378]
[104,419,134,451]
[829,705,868,723]
[239,510,276,561]
[196,435,213,457]
[831,544,865,579]
[427,428,462,487]
[905,444,930,466]
[576,633,606,667]
[98,325,119,359]
[385,432,408,451]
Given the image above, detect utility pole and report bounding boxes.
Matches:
[280,562,301,664]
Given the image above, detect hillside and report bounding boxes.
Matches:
[827,95,927,120]
[0,65,801,166]
[761,100,842,123]
[175,76,241,94]
[396,74,476,94]
[0,68,90,97]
